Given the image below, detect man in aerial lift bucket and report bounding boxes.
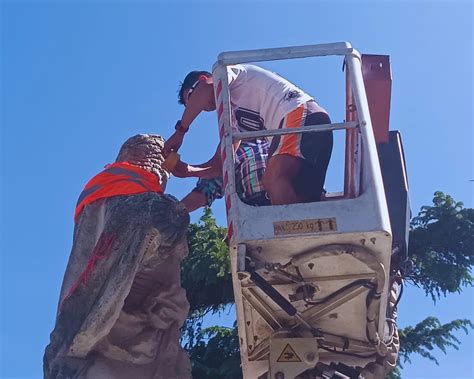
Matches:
[164,71,271,212]
[163,65,334,205]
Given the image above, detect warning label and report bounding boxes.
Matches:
[276,344,302,363]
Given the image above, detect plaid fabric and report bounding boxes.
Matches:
[192,138,269,206]
[234,138,269,202]
[193,177,224,207]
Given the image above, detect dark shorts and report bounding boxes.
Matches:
[269,105,333,202]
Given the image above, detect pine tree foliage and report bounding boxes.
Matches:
[186,324,242,379]
[407,192,474,300]
[181,207,234,314]
[180,207,239,377]
[181,193,473,377]
[398,317,473,365]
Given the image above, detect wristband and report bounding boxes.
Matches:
[175,120,189,134]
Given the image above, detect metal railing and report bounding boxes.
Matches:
[212,42,383,214]
[233,121,358,141]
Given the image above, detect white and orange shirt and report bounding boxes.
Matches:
[226,64,314,133]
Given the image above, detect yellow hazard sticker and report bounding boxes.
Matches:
[273,218,337,236]
[277,344,302,363]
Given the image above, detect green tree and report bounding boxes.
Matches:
[181,193,473,378]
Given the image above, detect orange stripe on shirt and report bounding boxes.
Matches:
[276,104,305,157]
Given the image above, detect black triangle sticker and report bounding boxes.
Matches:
[276,344,302,362]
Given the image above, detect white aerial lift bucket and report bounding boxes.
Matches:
[212,42,401,379]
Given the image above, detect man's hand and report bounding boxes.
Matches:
[171,160,191,178]
[171,159,220,180]
[163,131,185,157]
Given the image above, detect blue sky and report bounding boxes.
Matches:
[1,1,472,378]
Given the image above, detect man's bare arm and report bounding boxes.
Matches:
[171,140,240,179]
[163,81,211,156]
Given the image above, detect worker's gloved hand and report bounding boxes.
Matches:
[163,130,185,157]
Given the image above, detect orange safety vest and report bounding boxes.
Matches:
[74,162,164,221]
